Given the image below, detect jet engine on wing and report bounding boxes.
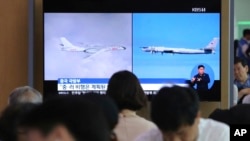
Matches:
[163,50,174,53]
[204,49,213,54]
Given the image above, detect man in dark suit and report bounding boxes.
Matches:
[191,65,210,91]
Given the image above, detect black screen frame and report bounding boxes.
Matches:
[43,0,222,101]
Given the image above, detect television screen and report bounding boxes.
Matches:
[43,0,221,101]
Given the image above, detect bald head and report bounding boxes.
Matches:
[8,86,42,105]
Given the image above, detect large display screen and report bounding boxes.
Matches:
[43,0,221,101]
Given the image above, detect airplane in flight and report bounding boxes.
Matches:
[59,37,126,56]
[140,37,219,55]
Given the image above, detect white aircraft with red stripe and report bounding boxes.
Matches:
[59,37,126,54]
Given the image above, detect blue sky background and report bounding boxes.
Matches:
[133,13,220,80]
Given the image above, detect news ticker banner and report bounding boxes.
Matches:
[57,78,188,91]
[58,90,162,95]
[230,125,250,141]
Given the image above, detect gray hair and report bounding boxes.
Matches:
[8,86,43,105]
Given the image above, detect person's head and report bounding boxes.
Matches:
[0,103,39,141]
[151,86,200,141]
[234,39,239,47]
[106,70,147,111]
[209,104,250,125]
[230,104,250,124]
[243,29,250,41]
[82,92,119,141]
[8,86,42,105]
[234,39,239,54]
[234,57,248,82]
[197,65,205,75]
[19,95,111,141]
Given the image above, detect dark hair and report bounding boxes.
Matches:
[243,29,250,37]
[106,70,147,111]
[20,95,111,141]
[151,86,199,132]
[82,92,119,130]
[209,104,250,125]
[234,39,239,47]
[234,39,239,57]
[0,103,39,141]
[230,104,250,124]
[198,65,205,69]
[234,57,248,67]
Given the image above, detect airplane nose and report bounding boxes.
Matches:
[122,46,126,50]
[140,46,148,49]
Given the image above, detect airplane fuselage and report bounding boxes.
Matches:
[141,46,215,54]
[141,38,218,55]
[61,48,85,52]
[59,37,126,60]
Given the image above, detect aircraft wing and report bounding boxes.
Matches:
[141,47,174,53]
[161,49,174,53]
[83,48,108,59]
[82,46,126,63]
[153,48,174,53]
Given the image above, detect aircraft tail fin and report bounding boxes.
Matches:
[205,37,219,50]
[60,37,74,48]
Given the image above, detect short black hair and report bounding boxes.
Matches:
[82,92,119,130]
[243,29,250,37]
[209,104,250,125]
[151,86,199,132]
[234,40,239,57]
[198,65,205,69]
[106,70,147,111]
[20,95,111,141]
[0,103,39,141]
[230,104,250,124]
[234,57,248,67]
[234,39,239,47]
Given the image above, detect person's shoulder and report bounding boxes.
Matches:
[200,118,229,129]
[204,73,209,76]
[239,38,247,44]
[134,128,163,141]
[198,118,229,141]
[135,115,157,128]
[242,94,250,104]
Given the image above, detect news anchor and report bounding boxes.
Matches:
[191,65,210,91]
